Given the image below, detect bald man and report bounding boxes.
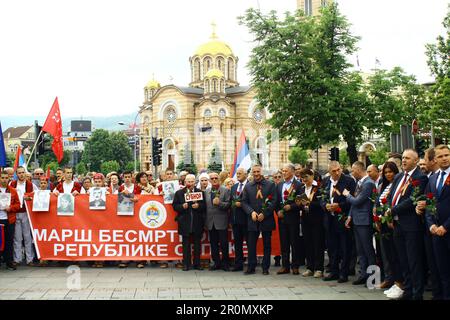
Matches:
[386,149,428,300]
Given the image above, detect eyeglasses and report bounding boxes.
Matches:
[274,176,282,179]
[210,177,219,180]
[35,173,44,176]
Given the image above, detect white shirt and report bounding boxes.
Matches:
[15,180,37,206]
[0,187,8,220]
[436,167,450,190]
[305,185,314,198]
[330,177,338,203]
[124,184,134,194]
[282,178,295,203]
[392,167,417,206]
[236,180,247,193]
[63,181,75,194]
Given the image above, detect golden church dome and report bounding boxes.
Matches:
[145,79,161,89]
[194,39,233,57]
[205,69,224,78]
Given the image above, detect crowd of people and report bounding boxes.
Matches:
[0,144,449,300]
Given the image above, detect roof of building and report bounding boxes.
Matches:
[2,126,33,139]
[225,86,251,94]
[145,79,161,89]
[178,86,204,95]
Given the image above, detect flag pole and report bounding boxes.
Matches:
[26,130,44,168]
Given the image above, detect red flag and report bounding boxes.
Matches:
[46,166,51,179]
[13,145,22,171]
[42,97,64,163]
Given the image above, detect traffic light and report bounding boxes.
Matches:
[152,137,163,166]
[329,147,339,162]
[415,138,426,158]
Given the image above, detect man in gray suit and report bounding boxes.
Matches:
[205,172,231,271]
[344,161,377,285]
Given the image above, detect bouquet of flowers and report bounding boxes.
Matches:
[231,189,242,209]
[377,197,393,224]
[410,179,437,216]
[261,194,273,214]
[369,187,380,204]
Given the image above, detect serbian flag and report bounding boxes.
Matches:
[0,224,4,252]
[230,130,252,179]
[13,145,27,171]
[42,97,64,163]
[0,121,7,167]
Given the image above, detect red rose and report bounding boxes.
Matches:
[335,207,342,213]
[411,179,421,187]
[372,188,377,193]
[427,193,434,200]
[373,214,380,223]
[236,191,241,196]
[267,195,273,201]
[284,190,289,196]
[381,197,388,205]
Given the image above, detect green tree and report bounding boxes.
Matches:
[339,149,350,167]
[82,129,112,172]
[110,132,133,169]
[177,143,198,175]
[366,67,427,139]
[368,144,389,166]
[45,161,59,174]
[76,161,88,175]
[207,145,223,172]
[288,147,309,166]
[239,4,368,163]
[124,161,139,172]
[101,160,120,175]
[425,6,450,139]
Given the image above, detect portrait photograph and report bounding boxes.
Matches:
[0,193,11,210]
[162,180,180,204]
[89,187,106,210]
[57,193,74,216]
[32,190,50,212]
[117,193,134,216]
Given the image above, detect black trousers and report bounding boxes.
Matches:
[432,235,450,300]
[248,231,272,271]
[181,233,202,268]
[0,219,15,265]
[393,225,425,299]
[380,229,403,284]
[209,226,229,267]
[326,224,352,278]
[303,220,325,272]
[232,224,247,268]
[278,222,300,269]
[353,225,377,279]
[424,230,442,299]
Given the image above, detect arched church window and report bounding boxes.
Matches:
[204,109,212,118]
[218,108,226,119]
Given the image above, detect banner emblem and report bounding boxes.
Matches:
[139,201,167,229]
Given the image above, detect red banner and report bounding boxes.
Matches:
[26,195,280,261]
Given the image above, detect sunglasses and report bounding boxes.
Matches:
[35,173,44,175]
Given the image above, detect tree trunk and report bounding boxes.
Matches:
[346,142,358,165]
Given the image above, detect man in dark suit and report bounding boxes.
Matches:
[419,145,450,300]
[241,164,277,275]
[230,168,248,271]
[204,172,231,271]
[275,164,303,275]
[386,149,428,300]
[344,161,376,285]
[172,174,206,271]
[321,161,356,283]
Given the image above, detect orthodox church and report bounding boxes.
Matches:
[138,26,289,173]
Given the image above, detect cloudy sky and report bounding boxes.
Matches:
[0,0,447,118]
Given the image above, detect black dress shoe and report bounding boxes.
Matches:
[209,265,221,271]
[323,274,339,281]
[244,269,255,275]
[262,269,269,275]
[6,263,17,271]
[182,266,190,271]
[222,266,230,271]
[352,278,367,285]
[193,265,202,270]
[232,266,243,272]
[337,277,348,283]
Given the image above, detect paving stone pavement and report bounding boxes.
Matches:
[0,263,426,300]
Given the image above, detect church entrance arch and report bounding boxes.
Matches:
[162,138,177,171]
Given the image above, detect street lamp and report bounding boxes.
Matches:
[118,111,140,173]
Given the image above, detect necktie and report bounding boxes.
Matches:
[392,173,409,206]
[437,171,446,197]
[238,183,243,193]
